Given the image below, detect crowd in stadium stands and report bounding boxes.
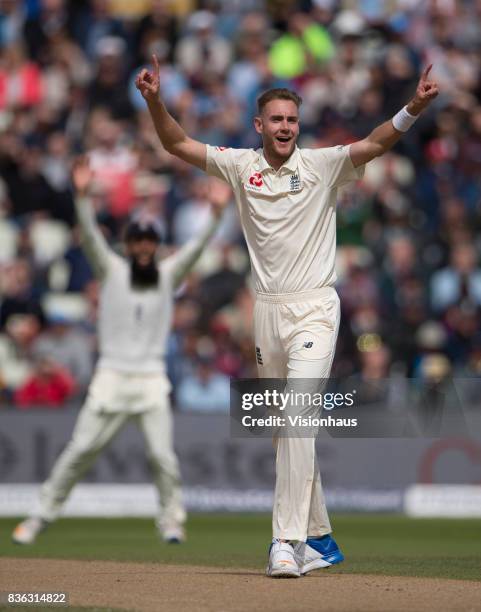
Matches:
[1,0,481,410]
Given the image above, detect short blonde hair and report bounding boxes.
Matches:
[257,88,303,114]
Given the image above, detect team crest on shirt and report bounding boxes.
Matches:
[246,172,264,191]
[289,173,301,192]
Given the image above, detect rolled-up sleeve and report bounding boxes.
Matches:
[206,145,244,188]
[305,144,365,188]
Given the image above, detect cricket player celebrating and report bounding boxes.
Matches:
[135,57,439,577]
[12,157,226,546]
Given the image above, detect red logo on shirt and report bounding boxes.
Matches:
[216,146,227,151]
[249,172,263,187]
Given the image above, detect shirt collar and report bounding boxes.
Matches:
[257,146,299,173]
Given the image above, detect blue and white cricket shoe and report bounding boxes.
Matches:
[294,535,344,574]
[266,539,301,578]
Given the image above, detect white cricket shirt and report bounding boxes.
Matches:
[75,197,218,373]
[206,144,364,294]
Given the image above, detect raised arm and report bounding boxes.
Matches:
[135,55,207,171]
[350,65,439,168]
[72,158,111,280]
[165,179,231,288]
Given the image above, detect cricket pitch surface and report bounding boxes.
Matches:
[2,558,481,612]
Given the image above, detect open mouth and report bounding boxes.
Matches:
[276,136,291,143]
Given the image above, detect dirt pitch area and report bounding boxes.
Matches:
[1,558,480,612]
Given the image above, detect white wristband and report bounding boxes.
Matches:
[392,106,418,132]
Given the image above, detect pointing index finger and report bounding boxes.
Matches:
[152,54,160,74]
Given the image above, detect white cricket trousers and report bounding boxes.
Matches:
[254,287,340,542]
[37,369,186,530]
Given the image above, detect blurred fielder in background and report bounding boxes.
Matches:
[136,57,439,577]
[12,157,227,546]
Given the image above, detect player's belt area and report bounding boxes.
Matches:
[255,287,335,304]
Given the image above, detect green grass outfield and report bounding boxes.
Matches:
[1,514,480,582]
